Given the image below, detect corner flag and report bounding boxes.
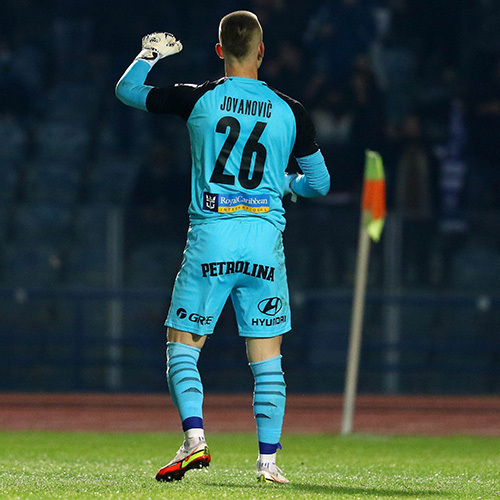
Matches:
[361,150,386,242]
[341,150,386,435]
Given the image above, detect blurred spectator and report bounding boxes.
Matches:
[372,32,416,132]
[49,1,94,80]
[464,0,500,56]
[0,40,35,116]
[0,0,498,296]
[345,57,387,194]
[466,55,500,210]
[261,40,311,100]
[126,142,190,252]
[436,99,469,286]
[393,114,436,285]
[405,0,461,71]
[348,57,386,152]
[0,111,29,163]
[309,56,386,197]
[394,114,434,217]
[311,87,353,147]
[0,0,48,43]
[303,0,376,92]
[250,0,315,45]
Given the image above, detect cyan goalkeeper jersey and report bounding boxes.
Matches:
[145,76,320,231]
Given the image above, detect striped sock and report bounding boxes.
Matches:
[250,355,286,454]
[166,342,204,427]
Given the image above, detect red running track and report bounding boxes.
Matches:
[0,393,499,435]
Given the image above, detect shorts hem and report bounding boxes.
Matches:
[165,320,213,336]
[238,327,291,338]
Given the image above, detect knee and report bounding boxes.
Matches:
[167,327,207,348]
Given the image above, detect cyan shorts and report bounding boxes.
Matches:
[165,218,291,337]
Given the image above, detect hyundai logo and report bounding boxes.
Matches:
[258,297,283,316]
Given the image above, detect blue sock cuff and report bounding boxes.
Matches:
[259,442,282,454]
[182,416,204,431]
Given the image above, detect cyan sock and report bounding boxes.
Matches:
[166,341,204,425]
[250,355,286,453]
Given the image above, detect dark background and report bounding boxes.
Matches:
[0,0,499,395]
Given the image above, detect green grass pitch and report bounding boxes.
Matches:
[0,432,499,499]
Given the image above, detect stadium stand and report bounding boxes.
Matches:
[24,160,81,205]
[0,0,499,393]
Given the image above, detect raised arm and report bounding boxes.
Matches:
[115,32,183,110]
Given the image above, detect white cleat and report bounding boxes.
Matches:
[256,460,290,483]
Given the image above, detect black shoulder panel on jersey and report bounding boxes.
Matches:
[146,78,227,121]
[268,87,319,158]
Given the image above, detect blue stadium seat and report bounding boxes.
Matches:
[451,241,500,292]
[88,156,141,204]
[96,119,121,155]
[0,116,28,162]
[24,160,81,205]
[122,297,168,342]
[2,242,62,287]
[43,81,100,122]
[34,119,90,162]
[0,161,20,203]
[126,242,184,288]
[0,204,10,243]
[0,242,63,338]
[13,202,74,246]
[65,245,108,287]
[9,42,46,105]
[74,202,112,246]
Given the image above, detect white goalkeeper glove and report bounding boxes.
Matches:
[135,32,183,67]
[284,173,298,202]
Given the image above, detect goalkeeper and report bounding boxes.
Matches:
[116,11,330,484]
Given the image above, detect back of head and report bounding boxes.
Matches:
[218,11,263,61]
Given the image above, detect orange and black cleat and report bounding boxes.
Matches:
[156,442,211,481]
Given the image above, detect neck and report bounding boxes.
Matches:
[224,62,258,80]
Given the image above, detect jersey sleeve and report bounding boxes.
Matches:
[290,100,320,159]
[146,80,220,121]
[292,150,330,197]
[270,89,329,198]
[146,84,201,121]
[115,57,220,121]
[115,59,154,111]
[269,87,319,158]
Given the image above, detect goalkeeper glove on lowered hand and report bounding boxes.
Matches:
[135,32,183,67]
[284,173,298,202]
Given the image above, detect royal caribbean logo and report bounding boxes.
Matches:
[203,192,269,213]
[203,193,218,211]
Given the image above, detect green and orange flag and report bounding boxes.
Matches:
[361,150,386,242]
